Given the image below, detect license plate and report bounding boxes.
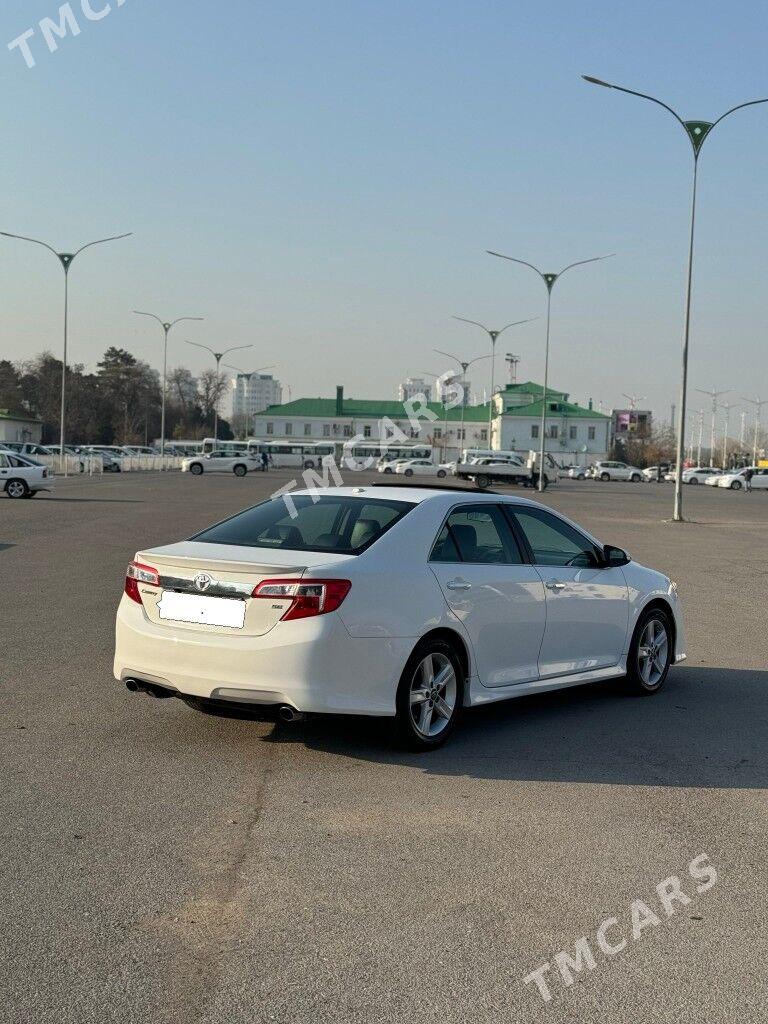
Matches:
[158,591,246,629]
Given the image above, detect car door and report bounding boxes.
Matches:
[508,505,629,678]
[0,453,10,482]
[753,469,768,489]
[429,503,546,687]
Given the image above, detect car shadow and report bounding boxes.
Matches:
[262,666,768,789]
[44,497,145,503]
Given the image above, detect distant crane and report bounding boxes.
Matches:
[505,353,520,384]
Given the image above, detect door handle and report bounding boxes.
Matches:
[446,579,472,591]
[545,580,567,591]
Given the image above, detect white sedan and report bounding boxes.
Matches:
[394,458,448,478]
[181,450,260,477]
[717,467,768,490]
[114,486,685,750]
[683,467,722,485]
[0,450,55,498]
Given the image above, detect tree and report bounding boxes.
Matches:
[0,360,24,414]
[96,347,161,443]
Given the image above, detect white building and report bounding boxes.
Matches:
[230,373,283,423]
[398,376,431,403]
[0,410,43,444]
[252,381,610,464]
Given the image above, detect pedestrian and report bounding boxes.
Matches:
[261,451,269,472]
[744,466,754,493]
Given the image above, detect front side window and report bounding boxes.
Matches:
[192,496,413,554]
[510,507,599,568]
[431,505,523,565]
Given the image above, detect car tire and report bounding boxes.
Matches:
[475,474,491,489]
[730,480,742,490]
[383,467,393,474]
[631,473,641,482]
[600,472,610,482]
[437,469,447,478]
[233,464,247,477]
[404,468,414,477]
[190,463,203,476]
[689,477,699,485]
[577,473,585,480]
[394,638,464,750]
[625,607,674,695]
[303,459,315,469]
[5,479,29,499]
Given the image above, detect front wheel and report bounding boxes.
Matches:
[303,459,315,469]
[689,477,699,485]
[631,473,641,482]
[437,469,447,478]
[731,480,742,490]
[475,474,491,489]
[404,468,414,477]
[189,463,203,476]
[625,608,673,694]
[5,479,29,499]
[394,640,464,750]
[383,466,393,474]
[233,464,247,477]
[600,472,610,482]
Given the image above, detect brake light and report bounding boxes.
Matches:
[252,578,351,620]
[125,560,160,604]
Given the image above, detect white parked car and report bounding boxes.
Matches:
[114,486,685,750]
[394,458,447,478]
[0,450,55,498]
[704,473,723,487]
[588,461,643,482]
[377,459,410,474]
[682,467,722,485]
[567,465,587,480]
[181,450,261,477]
[717,467,768,490]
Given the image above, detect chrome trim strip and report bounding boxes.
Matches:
[159,575,252,598]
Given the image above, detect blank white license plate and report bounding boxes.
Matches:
[158,591,246,629]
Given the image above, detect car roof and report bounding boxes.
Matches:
[289,485,544,508]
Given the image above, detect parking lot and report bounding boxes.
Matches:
[2,471,767,1024]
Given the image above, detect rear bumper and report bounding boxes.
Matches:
[113,595,410,716]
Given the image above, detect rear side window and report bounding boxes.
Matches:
[191,496,413,554]
[431,505,523,565]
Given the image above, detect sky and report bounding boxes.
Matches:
[1,0,767,430]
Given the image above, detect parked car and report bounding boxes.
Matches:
[394,459,447,478]
[566,465,587,480]
[377,459,411,474]
[0,450,55,498]
[587,461,643,482]
[717,467,768,490]
[181,450,261,476]
[114,486,685,749]
[81,447,122,472]
[642,465,671,482]
[682,467,722,485]
[2,442,57,458]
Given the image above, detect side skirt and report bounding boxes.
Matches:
[466,661,628,707]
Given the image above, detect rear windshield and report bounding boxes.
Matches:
[191,495,414,554]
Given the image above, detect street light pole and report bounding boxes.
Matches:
[1,231,132,467]
[720,402,734,469]
[452,316,537,447]
[134,312,204,456]
[185,341,253,441]
[583,75,768,519]
[695,387,731,467]
[486,251,614,491]
[433,350,492,461]
[742,396,768,466]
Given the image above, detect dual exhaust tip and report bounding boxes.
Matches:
[125,679,305,722]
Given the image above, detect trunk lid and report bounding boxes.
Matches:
[134,541,354,637]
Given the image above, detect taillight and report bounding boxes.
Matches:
[252,578,351,621]
[125,560,160,604]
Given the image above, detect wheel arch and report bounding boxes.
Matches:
[634,597,677,653]
[410,627,471,689]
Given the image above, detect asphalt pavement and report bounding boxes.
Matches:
[2,470,766,1024]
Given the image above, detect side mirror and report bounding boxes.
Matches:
[603,544,630,567]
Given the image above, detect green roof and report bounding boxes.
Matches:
[0,411,42,424]
[501,381,569,400]
[258,394,608,423]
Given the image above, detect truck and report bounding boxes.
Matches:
[454,451,559,490]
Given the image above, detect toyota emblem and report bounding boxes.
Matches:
[194,573,213,593]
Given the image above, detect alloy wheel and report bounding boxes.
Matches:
[637,618,669,688]
[409,652,457,738]
[7,481,26,498]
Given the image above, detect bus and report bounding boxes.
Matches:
[246,440,336,469]
[201,438,249,455]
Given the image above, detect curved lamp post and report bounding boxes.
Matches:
[486,252,614,491]
[452,316,538,445]
[433,349,491,461]
[1,231,132,466]
[582,75,768,519]
[185,341,253,441]
[133,312,204,456]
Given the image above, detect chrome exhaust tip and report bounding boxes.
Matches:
[277,704,305,723]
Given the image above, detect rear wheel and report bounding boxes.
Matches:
[233,464,247,477]
[689,477,699,484]
[631,473,641,482]
[404,468,414,477]
[600,471,610,482]
[303,459,315,469]
[625,608,673,694]
[394,640,464,750]
[6,479,29,499]
[383,466,393,474]
[731,480,742,490]
[437,469,447,478]
[475,474,491,489]
[190,463,203,476]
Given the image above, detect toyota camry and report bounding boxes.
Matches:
[114,486,685,749]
